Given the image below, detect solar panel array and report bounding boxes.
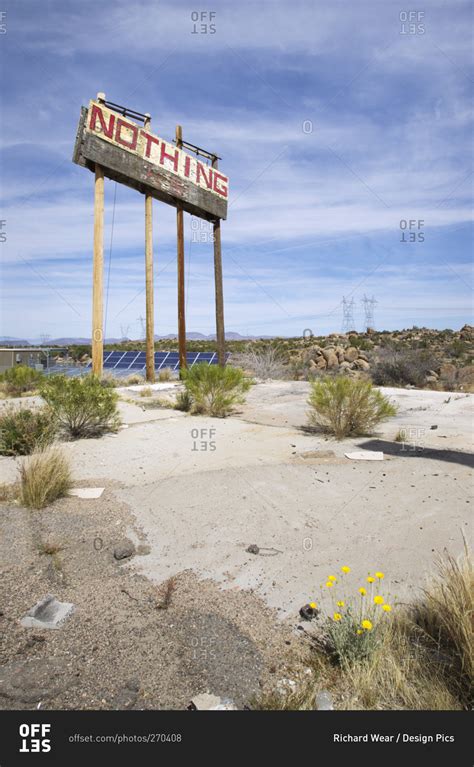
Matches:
[91,350,227,373]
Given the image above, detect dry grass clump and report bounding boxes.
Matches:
[19,448,72,509]
[139,386,154,397]
[158,368,173,382]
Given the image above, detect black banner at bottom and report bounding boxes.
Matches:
[0,710,470,765]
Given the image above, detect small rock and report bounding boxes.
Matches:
[246,544,260,555]
[113,541,136,561]
[299,603,319,621]
[430,424,438,430]
[188,693,236,710]
[20,595,75,630]
[315,690,334,710]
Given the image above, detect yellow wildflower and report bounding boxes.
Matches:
[328,575,337,582]
[382,604,392,612]
[326,581,334,588]
[367,576,375,583]
[375,571,385,580]
[341,566,351,574]
[336,601,345,607]
[333,613,342,621]
[361,620,373,631]
[309,602,317,609]
[359,587,367,596]
[374,595,384,605]
[356,629,363,635]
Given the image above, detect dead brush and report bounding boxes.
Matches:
[155,577,176,610]
[38,541,64,571]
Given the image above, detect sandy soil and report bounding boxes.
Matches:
[0,382,472,708]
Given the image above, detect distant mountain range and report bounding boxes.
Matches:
[0,332,274,347]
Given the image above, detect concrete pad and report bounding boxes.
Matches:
[20,594,75,630]
[344,451,384,461]
[125,383,179,393]
[69,487,105,499]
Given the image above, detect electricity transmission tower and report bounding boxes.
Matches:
[137,316,146,340]
[120,324,130,342]
[341,297,355,333]
[362,295,377,331]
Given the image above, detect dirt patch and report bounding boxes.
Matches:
[0,489,307,710]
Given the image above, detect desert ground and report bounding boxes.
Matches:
[0,381,472,709]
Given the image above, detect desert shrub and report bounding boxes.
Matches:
[348,336,373,351]
[182,364,251,417]
[139,386,154,397]
[0,405,56,456]
[0,365,44,396]
[232,346,288,379]
[158,367,173,382]
[307,377,397,438]
[19,447,72,509]
[40,375,120,438]
[371,350,438,387]
[174,389,192,412]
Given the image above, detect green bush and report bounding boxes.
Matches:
[307,377,397,438]
[182,364,250,417]
[0,405,56,455]
[40,375,120,438]
[0,365,44,396]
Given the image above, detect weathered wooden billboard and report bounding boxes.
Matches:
[73,94,227,381]
[73,100,228,222]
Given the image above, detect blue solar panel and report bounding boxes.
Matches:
[91,349,231,373]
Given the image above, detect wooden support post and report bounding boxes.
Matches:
[212,157,226,366]
[144,114,155,382]
[176,125,187,371]
[92,163,105,377]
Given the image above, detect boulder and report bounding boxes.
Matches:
[353,358,370,371]
[321,349,339,368]
[313,356,327,369]
[344,347,359,363]
[458,366,474,384]
[459,324,473,341]
[335,346,345,363]
[439,363,457,381]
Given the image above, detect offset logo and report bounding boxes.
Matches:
[19,723,52,753]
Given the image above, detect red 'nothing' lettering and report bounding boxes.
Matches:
[196,163,213,189]
[89,104,115,138]
[141,131,160,158]
[160,143,179,172]
[115,118,138,150]
[213,172,228,198]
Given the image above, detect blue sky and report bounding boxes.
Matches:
[0,0,472,340]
